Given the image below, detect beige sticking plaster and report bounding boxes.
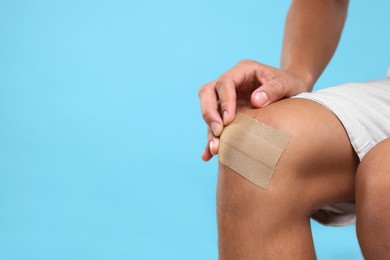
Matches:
[218,112,292,189]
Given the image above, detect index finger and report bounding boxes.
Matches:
[198,81,224,136]
[214,78,237,125]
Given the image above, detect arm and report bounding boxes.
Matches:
[199,0,349,161]
[281,0,349,90]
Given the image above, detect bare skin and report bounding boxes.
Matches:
[356,137,390,259]
[198,0,349,161]
[217,98,359,259]
[198,0,390,258]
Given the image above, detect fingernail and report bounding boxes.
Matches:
[254,91,269,106]
[211,122,223,136]
[209,140,215,154]
[223,110,229,124]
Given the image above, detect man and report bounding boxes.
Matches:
[198,0,390,258]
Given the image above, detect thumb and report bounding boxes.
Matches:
[250,79,287,108]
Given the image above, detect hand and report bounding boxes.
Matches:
[198,59,311,161]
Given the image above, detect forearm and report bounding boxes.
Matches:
[281,0,349,91]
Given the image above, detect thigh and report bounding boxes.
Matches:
[227,97,360,214]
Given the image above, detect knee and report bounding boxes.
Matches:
[218,99,308,191]
[219,98,354,184]
[227,99,317,174]
[216,102,307,221]
[218,110,293,190]
[217,98,358,218]
[217,99,327,215]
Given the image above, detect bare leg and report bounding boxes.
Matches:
[356,137,390,259]
[217,98,359,259]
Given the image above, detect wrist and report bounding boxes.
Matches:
[283,66,316,92]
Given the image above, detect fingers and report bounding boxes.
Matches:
[199,60,266,132]
[250,67,311,108]
[199,59,309,161]
[199,78,237,135]
[251,77,287,108]
[198,81,224,136]
[208,128,219,156]
[214,79,236,125]
[201,128,220,162]
[201,144,213,161]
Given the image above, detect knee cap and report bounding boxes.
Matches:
[218,113,292,189]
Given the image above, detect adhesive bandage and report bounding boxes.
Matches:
[218,112,292,189]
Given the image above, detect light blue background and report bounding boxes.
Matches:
[1,1,389,259]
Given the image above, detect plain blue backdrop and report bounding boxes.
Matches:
[1,0,389,259]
